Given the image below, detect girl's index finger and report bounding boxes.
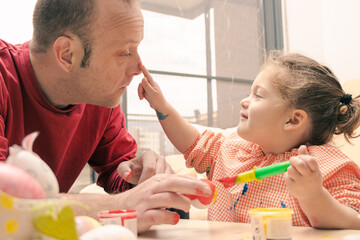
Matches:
[139,63,155,85]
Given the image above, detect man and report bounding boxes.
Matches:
[0,0,211,233]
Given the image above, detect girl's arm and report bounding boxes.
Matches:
[284,146,360,229]
[297,186,360,229]
[138,64,200,153]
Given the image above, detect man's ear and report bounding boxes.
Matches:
[53,35,77,73]
[284,109,308,131]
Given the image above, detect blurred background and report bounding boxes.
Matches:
[1,0,359,191]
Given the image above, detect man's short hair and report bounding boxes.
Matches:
[32,0,95,55]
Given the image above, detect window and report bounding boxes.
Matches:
[125,0,283,156]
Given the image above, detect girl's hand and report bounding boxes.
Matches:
[137,63,166,110]
[284,145,324,201]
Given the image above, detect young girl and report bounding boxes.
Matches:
[137,51,360,229]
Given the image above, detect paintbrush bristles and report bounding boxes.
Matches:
[217,175,237,188]
[217,168,259,188]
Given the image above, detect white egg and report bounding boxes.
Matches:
[7,149,59,198]
[80,225,136,240]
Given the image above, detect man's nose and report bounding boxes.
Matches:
[131,53,142,76]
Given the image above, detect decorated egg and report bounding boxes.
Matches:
[80,225,136,240]
[75,216,101,236]
[187,179,217,209]
[0,162,45,199]
[6,132,59,198]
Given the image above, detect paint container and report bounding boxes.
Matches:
[98,209,137,236]
[248,208,293,240]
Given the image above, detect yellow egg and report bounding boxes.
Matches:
[75,216,101,236]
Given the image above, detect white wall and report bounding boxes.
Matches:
[284,0,360,83]
[0,0,37,44]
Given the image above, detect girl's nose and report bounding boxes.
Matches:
[240,97,249,109]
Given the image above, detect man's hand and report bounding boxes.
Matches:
[64,174,212,234]
[121,174,212,233]
[284,145,324,201]
[117,150,174,185]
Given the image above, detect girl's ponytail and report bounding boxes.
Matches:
[336,94,360,143]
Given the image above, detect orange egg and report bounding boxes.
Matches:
[186,179,217,209]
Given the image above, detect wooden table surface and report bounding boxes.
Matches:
[138,219,360,240]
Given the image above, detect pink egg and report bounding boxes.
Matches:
[0,162,45,199]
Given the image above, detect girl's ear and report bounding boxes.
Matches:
[284,109,308,131]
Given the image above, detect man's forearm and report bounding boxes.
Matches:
[59,192,128,219]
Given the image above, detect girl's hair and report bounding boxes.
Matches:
[262,51,360,145]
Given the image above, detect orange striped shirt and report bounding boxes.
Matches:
[184,130,360,226]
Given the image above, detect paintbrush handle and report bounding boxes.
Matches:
[217,161,291,187]
[254,161,290,180]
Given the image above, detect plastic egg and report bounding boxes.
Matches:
[7,147,59,198]
[187,179,217,209]
[80,225,136,240]
[0,162,45,199]
[75,216,101,236]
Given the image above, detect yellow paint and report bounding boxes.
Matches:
[235,167,260,184]
[0,192,14,209]
[212,188,218,203]
[5,219,19,234]
[322,235,330,238]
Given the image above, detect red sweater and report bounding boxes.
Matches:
[0,40,137,193]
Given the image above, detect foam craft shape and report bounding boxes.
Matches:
[0,133,91,239]
[34,206,79,240]
[0,190,90,239]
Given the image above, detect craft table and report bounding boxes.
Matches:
[138,219,360,240]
